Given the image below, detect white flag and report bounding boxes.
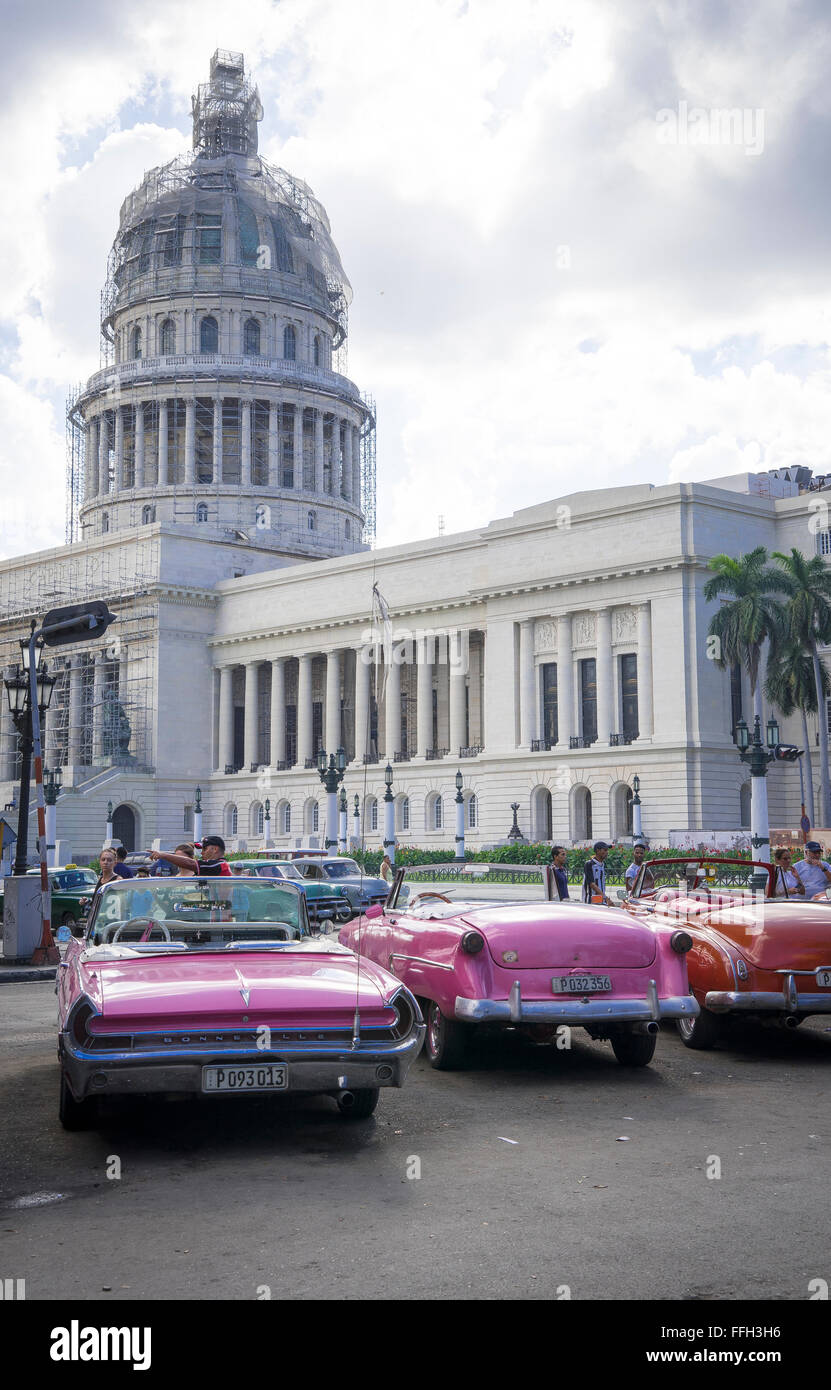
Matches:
[372,582,393,701]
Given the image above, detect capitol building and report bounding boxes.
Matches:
[0,53,821,861]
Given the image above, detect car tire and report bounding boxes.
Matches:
[337,1088,379,1118]
[59,1070,97,1131]
[610,1029,657,1067]
[335,904,352,923]
[425,1000,469,1070]
[677,1001,723,1050]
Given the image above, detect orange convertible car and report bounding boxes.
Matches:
[624,857,831,1049]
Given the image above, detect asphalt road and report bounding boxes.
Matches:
[1,980,829,1301]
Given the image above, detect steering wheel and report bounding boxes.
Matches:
[411,892,452,905]
[112,919,172,942]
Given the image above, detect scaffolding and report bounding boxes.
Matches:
[65,384,84,544]
[361,393,377,547]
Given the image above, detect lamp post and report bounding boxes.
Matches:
[264,797,271,846]
[507,802,523,841]
[317,746,346,852]
[735,714,779,864]
[4,637,56,876]
[632,774,643,843]
[383,762,396,864]
[105,799,114,845]
[454,770,465,861]
[193,785,203,845]
[43,765,62,868]
[353,793,361,850]
[338,786,348,853]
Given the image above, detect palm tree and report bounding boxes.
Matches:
[703,547,783,723]
[764,633,827,825]
[771,548,831,826]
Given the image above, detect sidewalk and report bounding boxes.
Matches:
[0,939,65,985]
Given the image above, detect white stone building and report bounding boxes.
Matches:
[0,53,825,861]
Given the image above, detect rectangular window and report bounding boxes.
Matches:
[183,804,193,833]
[195,398,213,484]
[252,401,269,487]
[221,400,241,484]
[233,706,245,769]
[620,654,639,740]
[730,664,743,742]
[541,662,558,745]
[819,530,831,556]
[580,658,597,744]
[312,701,323,755]
[285,704,297,766]
[432,687,438,750]
[157,213,185,267]
[197,211,222,264]
[280,405,294,488]
[167,400,186,485]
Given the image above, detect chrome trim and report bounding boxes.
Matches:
[388,953,455,972]
[705,989,831,1014]
[508,980,522,1023]
[647,978,659,1020]
[62,1030,421,1064]
[454,993,698,1023]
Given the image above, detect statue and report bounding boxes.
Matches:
[100,688,134,764]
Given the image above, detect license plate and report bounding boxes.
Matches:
[202,1064,287,1092]
[817,970,831,988]
[551,975,612,994]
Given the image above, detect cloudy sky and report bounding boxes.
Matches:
[1,0,830,559]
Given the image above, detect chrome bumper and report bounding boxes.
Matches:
[706,978,831,1014]
[454,981,698,1025]
[60,1027,425,1101]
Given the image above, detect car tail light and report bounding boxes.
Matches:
[388,989,419,1039]
[670,930,693,954]
[68,997,98,1047]
[461,931,485,955]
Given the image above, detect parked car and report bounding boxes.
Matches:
[293,856,388,917]
[56,874,423,1130]
[5,866,99,929]
[339,862,697,1069]
[230,859,352,925]
[625,855,831,1048]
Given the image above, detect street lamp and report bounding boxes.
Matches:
[352,792,361,850]
[632,774,644,843]
[105,800,114,844]
[4,651,55,877]
[735,714,779,863]
[264,797,271,845]
[454,770,465,861]
[383,762,396,864]
[316,747,346,852]
[43,765,62,868]
[338,786,348,853]
[193,785,203,845]
[507,802,524,841]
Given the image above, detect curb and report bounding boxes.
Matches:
[0,967,58,984]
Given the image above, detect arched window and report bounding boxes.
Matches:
[141,504,155,525]
[313,334,321,367]
[244,318,261,355]
[467,793,477,829]
[225,804,238,838]
[312,802,319,832]
[282,802,291,834]
[252,802,264,836]
[200,316,219,353]
[345,519,351,539]
[101,512,110,534]
[159,319,175,355]
[196,503,209,523]
[366,796,378,832]
[307,510,316,531]
[131,326,142,360]
[283,324,296,360]
[434,795,443,830]
[397,796,410,833]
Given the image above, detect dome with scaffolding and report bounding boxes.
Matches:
[72,50,375,560]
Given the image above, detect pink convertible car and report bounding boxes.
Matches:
[57,876,424,1129]
[339,863,698,1069]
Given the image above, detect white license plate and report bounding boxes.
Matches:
[551,975,612,994]
[202,1064,287,1092]
[817,970,831,988]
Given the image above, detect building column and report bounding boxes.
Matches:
[68,655,84,767]
[557,613,574,747]
[342,420,353,501]
[244,662,260,769]
[352,426,361,510]
[98,413,109,495]
[158,399,168,485]
[325,649,341,753]
[450,631,469,755]
[267,400,279,487]
[314,409,325,493]
[86,418,99,499]
[519,619,536,747]
[217,666,234,772]
[292,404,303,489]
[184,398,196,486]
[637,602,654,738]
[212,397,223,484]
[270,658,286,767]
[385,646,402,761]
[296,654,313,767]
[354,648,370,764]
[416,636,433,757]
[92,651,107,763]
[113,406,124,492]
[241,400,252,487]
[596,608,613,743]
[134,404,145,489]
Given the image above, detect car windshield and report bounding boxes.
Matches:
[320,860,360,878]
[255,862,302,880]
[632,858,772,901]
[87,876,308,951]
[391,862,551,912]
[54,870,98,891]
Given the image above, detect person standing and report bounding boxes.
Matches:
[792,841,831,900]
[113,846,135,879]
[582,841,611,904]
[79,847,120,915]
[379,854,393,884]
[149,843,199,877]
[800,805,811,845]
[624,842,654,896]
[550,846,569,901]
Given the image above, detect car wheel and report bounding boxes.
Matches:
[337,1088,379,1118]
[610,1029,657,1067]
[336,903,352,923]
[677,1000,723,1050]
[425,1000,469,1070]
[59,1070,97,1131]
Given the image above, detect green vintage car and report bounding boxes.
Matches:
[231,859,352,925]
[12,866,100,928]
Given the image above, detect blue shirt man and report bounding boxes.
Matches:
[793,842,831,899]
[551,846,569,900]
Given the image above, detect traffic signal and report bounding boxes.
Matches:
[773,744,802,762]
[40,601,116,647]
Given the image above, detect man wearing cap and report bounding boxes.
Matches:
[198,835,232,877]
[793,842,831,900]
[582,841,611,904]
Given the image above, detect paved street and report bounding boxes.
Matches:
[1,980,829,1301]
